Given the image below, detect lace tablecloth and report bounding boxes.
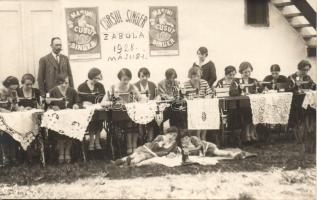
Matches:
[125,101,169,125]
[248,93,293,125]
[41,105,100,140]
[0,109,43,150]
[187,98,220,130]
[302,90,317,110]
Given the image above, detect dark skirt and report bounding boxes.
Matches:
[86,120,104,134]
[163,105,187,129]
[48,130,72,141]
[0,131,17,144]
[289,94,306,126]
[240,107,253,125]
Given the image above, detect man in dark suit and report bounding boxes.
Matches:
[37,37,74,96]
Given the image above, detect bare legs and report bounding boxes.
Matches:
[212,148,233,157]
[88,132,102,151]
[245,124,257,142]
[56,139,73,164]
[127,132,138,154]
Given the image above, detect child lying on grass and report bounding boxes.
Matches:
[114,127,255,166]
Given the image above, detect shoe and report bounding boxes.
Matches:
[58,154,64,164]
[65,154,71,164]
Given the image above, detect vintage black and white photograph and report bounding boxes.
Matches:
[0,0,316,199]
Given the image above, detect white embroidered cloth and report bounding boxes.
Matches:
[302,90,317,109]
[248,93,293,125]
[41,106,100,140]
[187,98,220,130]
[125,101,168,125]
[0,109,43,150]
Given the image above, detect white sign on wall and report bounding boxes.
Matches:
[149,6,179,56]
[65,7,102,60]
[99,8,149,62]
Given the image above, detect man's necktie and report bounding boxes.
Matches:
[56,54,60,64]
[56,54,61,73]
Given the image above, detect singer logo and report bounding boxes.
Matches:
[65,7,101,59]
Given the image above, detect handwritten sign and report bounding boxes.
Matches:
[65,7,101,60]
[99,9,148,62]
[149,6,179,56]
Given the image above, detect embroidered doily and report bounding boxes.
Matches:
[249,93,293,125]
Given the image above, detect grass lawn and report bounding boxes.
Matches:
[0,141,315,199]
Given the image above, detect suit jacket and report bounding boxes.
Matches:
[134,81,157,100]
[37,53,74,96]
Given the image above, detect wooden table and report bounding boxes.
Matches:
[92,93,317,158]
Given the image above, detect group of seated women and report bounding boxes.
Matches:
[0,47,316,165]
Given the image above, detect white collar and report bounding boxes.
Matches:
[140,82,149,92]
[51,52,60,58]
[196,59,209,67]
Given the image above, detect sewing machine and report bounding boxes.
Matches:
[0,100,12,111]
[41,94,66,110]
[0,91,38,111]
[172,85,184,101]
[215,87,230,98]
[259,81,289,93]
[77,91,105,104]
[0,90,19,111]
[184,88,199,100]
[238,80,258,95]
[140,90,150,101]
[110,92,136,107]
[294,77,310,93]
[17,96,38,108]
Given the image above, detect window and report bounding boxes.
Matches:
[246,0,269,26]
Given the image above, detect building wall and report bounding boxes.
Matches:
[0,0,316,89]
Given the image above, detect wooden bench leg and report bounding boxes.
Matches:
[0,143,5,167]
[39,132,46,168]
[103,122,115,160]
[81,139,87,163]
[106,122,115,161]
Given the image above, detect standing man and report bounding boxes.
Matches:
[38,37,74,96]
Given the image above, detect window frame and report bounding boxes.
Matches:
[245,0,270,27]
